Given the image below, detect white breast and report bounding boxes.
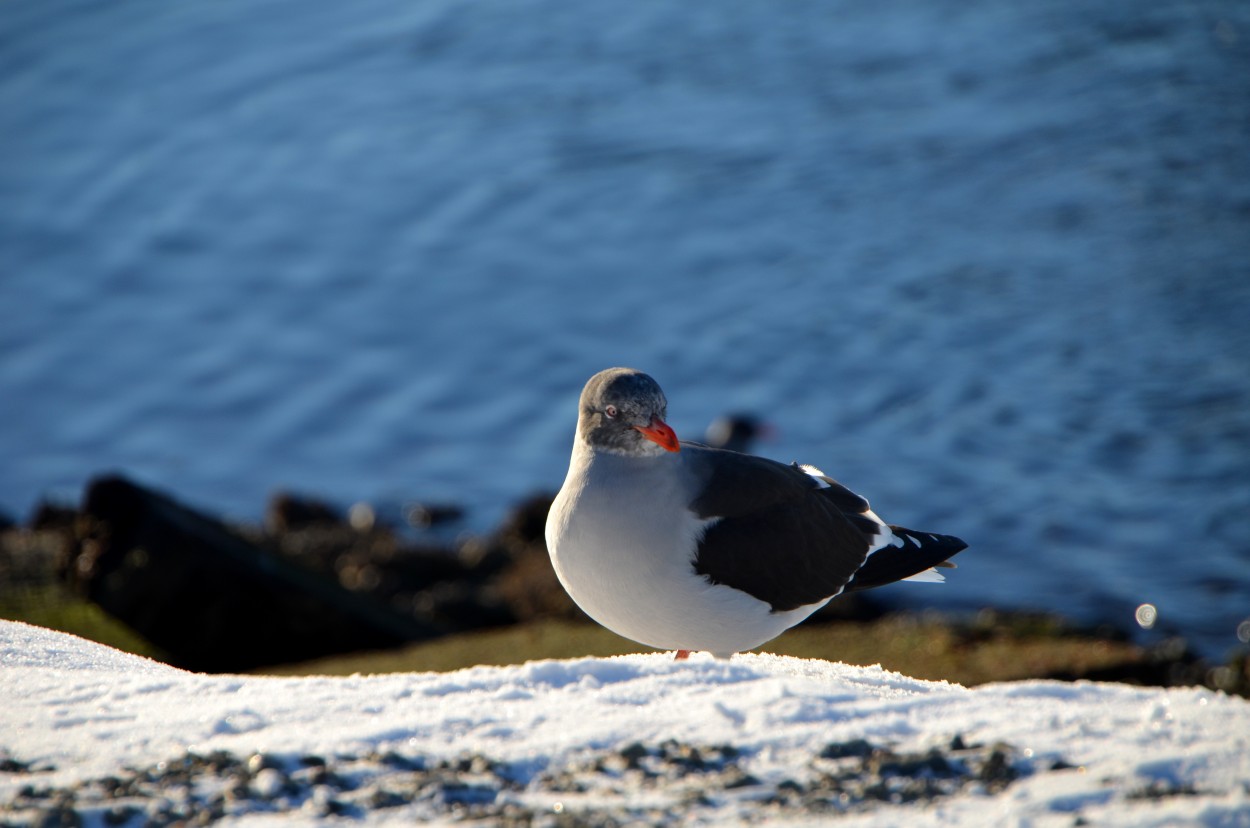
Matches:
[545,446,826,657]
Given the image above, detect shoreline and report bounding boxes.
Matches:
[1,473,1245,696]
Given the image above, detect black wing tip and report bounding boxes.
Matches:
[843,526,967,592]
[890,527,968,555]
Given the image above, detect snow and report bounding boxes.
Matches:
[3,621,1248,825]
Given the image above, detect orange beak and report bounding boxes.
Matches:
[633,416,681,453]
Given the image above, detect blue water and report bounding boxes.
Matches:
[3,0,1249,657]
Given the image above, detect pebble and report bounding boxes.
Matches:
[0,736,1062,823]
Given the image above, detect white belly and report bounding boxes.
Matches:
[545,450,824,656]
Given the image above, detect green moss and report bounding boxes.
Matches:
[260,619,643,676]
[257,615,1150,686]
[0,584,168,661]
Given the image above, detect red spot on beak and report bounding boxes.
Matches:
[633,416,681,453]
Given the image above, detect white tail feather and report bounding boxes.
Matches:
[902,567,946,584]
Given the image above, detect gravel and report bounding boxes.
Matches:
[2,735,1048,825]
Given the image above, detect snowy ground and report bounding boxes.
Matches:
[2,622,1248,826]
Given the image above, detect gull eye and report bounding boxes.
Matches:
[604,405,618,419]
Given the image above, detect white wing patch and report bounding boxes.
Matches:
[799,462,950,587]
[902,567,946,583]
[799,464,830,488]
[798,464,902,554]
[860,508,903,554]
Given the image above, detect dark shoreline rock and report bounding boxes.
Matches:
[68,475,447,672]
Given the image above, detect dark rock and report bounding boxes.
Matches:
[69,475,444,672]
[367,788,409,809]
[1044,635,1208,688]
[619,743,649,769]
[1126,779,1202,800]
[0,525,75,592]
[871,749,957,779]
[723,770,763,789]
[404,502,465,529]
[405,580,515,629]
[820,739,875,760]
[28,501,79,533]
[0,756,49,774]
[266,491,344,533]
[255,498,517,635]
[976,747,1019,790]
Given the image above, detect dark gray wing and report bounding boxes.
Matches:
[684,446,874,612]
[794,464,967,591]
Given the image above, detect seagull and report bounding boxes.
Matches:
[545,367,967,659]
[704,413,771,454]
